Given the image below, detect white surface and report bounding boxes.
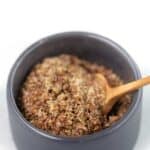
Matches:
[0,0,150,150]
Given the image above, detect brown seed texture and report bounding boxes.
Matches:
[19,54,131,137]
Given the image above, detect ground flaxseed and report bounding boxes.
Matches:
[19,54,131,137]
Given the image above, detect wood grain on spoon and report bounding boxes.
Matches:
[96,74,150,114]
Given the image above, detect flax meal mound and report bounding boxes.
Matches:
[19,54,131,137]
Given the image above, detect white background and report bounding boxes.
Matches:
[0,1,150,150]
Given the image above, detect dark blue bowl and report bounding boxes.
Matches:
[7,32,142,150]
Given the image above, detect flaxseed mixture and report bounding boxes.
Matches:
[19,54,131,137]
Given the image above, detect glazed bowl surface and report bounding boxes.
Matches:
[7,32,142,150]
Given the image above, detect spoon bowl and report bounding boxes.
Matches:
[96,74,150,114]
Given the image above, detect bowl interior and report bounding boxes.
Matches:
[10,32,140,139]
[12,33,138,100]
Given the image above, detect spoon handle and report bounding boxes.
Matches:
[111,76,150,99]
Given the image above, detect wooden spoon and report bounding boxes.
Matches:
[96,74,150,114]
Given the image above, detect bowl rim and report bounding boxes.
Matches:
[7,31,142,143]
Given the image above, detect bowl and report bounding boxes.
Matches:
[7,32,142,150]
